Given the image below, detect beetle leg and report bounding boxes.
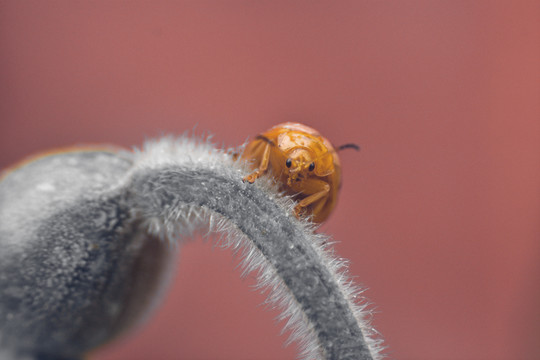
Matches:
[243,142,271,183]
[293,179,330,218]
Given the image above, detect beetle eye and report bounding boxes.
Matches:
[308,162,315,171]
[286,158,292,168]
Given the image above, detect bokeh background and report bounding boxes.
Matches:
[1,1,539,359]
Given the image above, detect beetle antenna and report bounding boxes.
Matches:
[337,143,360,152]
[256,134,276,147]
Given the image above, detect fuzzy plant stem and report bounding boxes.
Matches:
[127,138,382,360]
[0,137,383,360]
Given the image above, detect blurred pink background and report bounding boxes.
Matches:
[1,1,539,359]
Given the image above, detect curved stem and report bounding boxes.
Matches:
[128,138,383,360]
[0,137,383,360]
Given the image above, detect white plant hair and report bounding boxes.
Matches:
[0,134,384,360]
[127,136,384,360]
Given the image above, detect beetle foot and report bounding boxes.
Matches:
[294,204,308,219]
[242,172,259,184]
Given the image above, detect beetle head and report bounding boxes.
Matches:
[284,148,329,186]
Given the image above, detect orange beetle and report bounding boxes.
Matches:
[241,122,358,223]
